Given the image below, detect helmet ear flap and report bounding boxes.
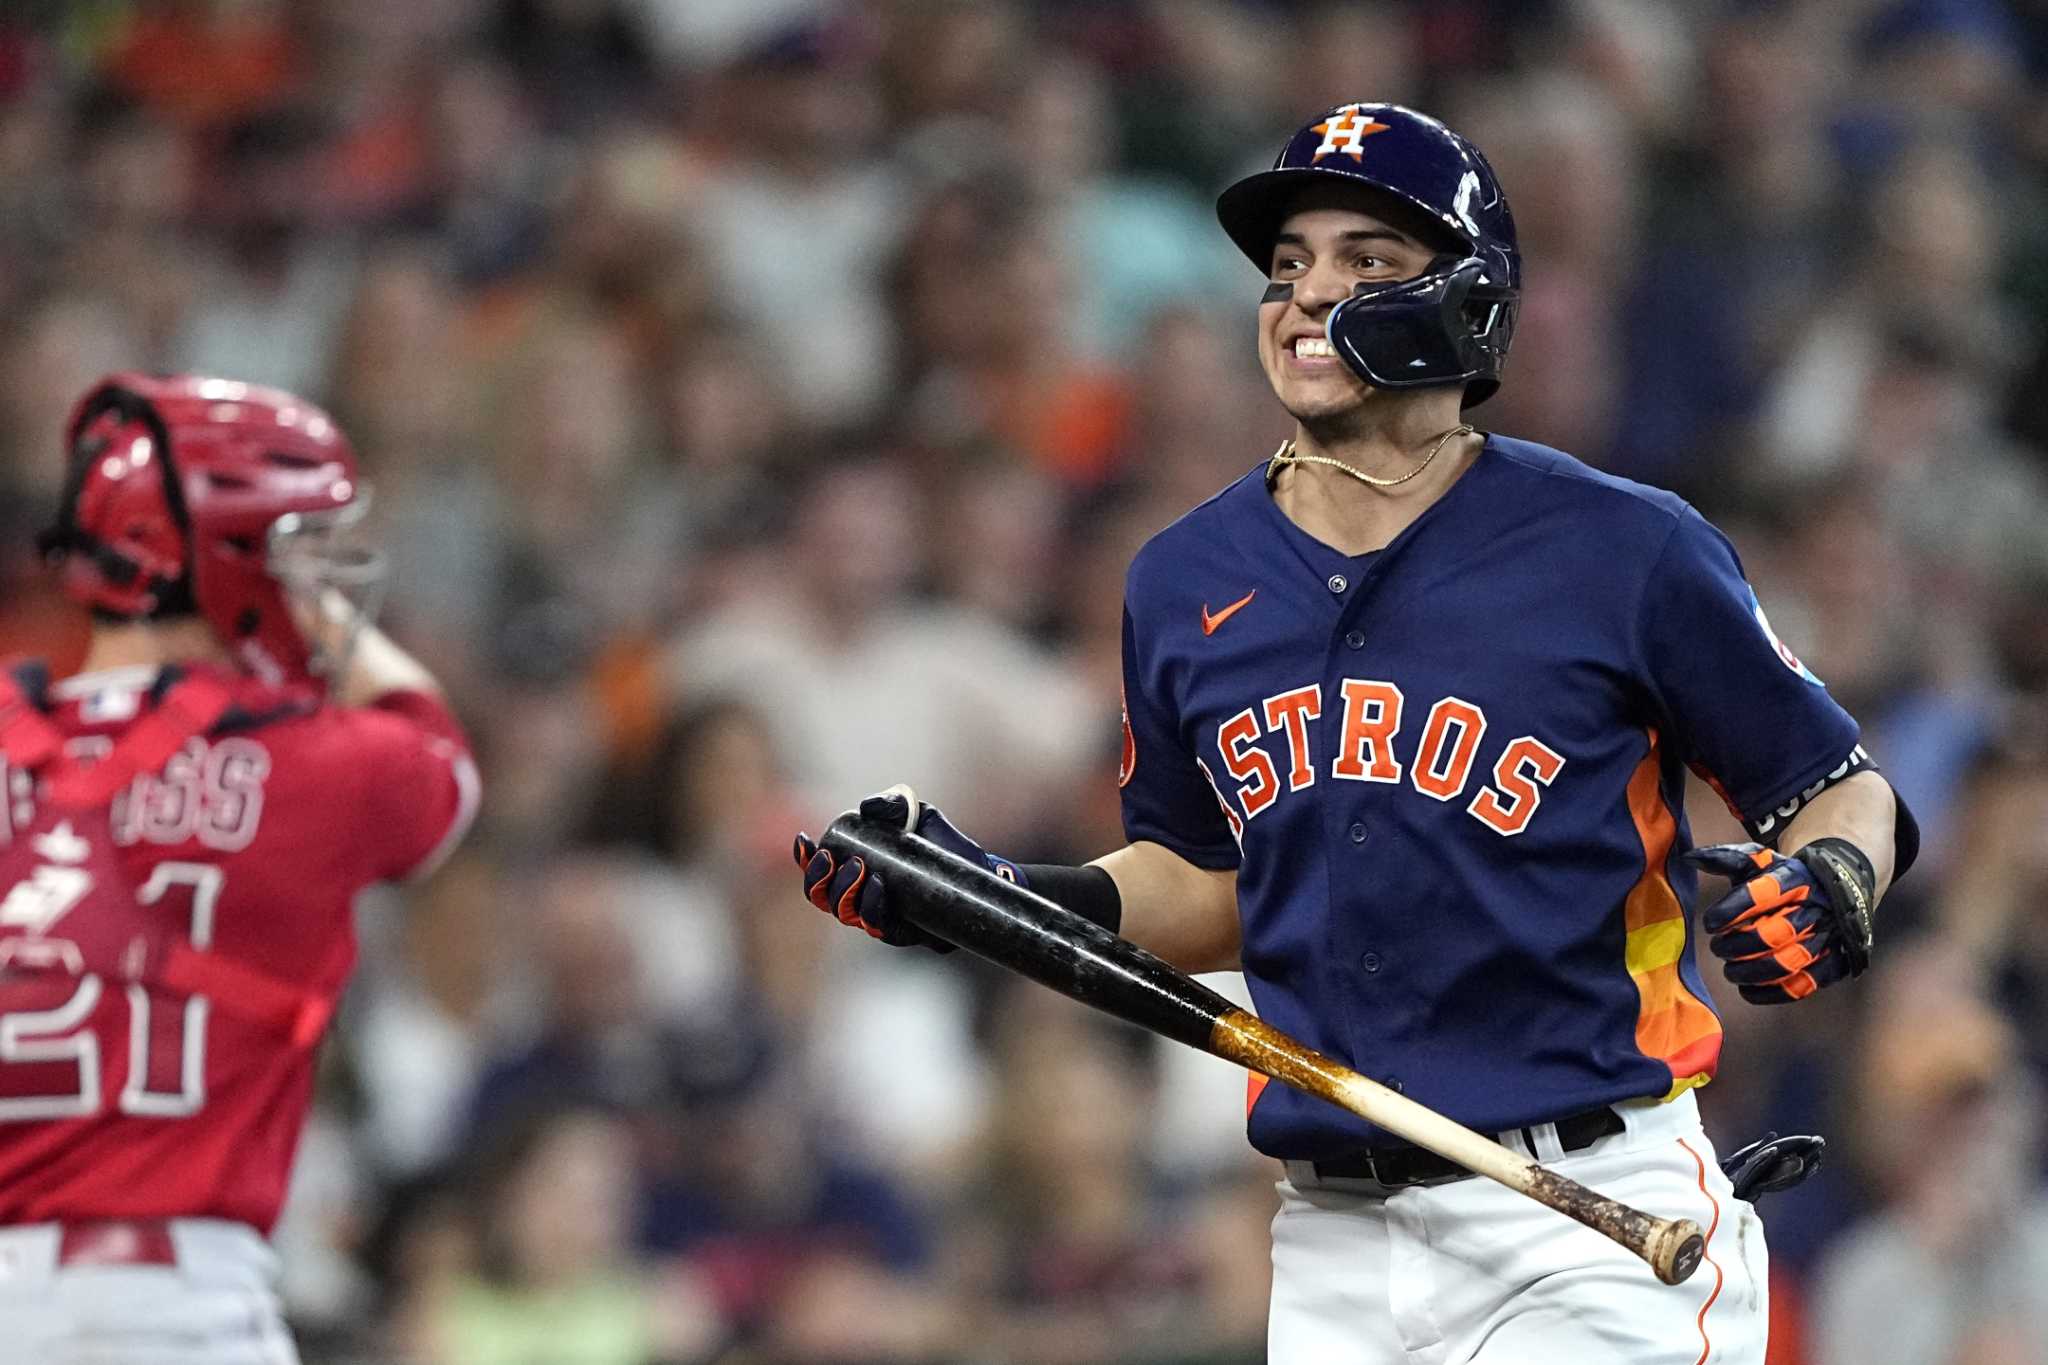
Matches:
[1429,254,1482,366]
[84,385,191,539]
[38,396,119,564]
[40,382,195,616]
[1327,255,1507,400]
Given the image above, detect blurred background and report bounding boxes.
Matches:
[3,0,2048,1361]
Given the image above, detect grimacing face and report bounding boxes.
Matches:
[1258,190,1442,423]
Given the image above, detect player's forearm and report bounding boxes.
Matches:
[298,589,444,706]
[331,621,443,706]
[1090,841,1241,973]
[1778,770,1898,899]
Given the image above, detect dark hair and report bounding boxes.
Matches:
[578,693,778,862]
[462,1099,625,1287]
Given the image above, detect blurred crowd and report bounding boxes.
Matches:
[2,1,2048,1362]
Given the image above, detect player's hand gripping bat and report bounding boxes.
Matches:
[820,812,1707,1287]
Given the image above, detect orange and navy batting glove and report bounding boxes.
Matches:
[1685,839,1876,1004]
[795,786,1022,953]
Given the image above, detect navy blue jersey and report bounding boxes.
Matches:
[1118,436,1868,1159]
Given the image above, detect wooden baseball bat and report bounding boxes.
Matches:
[820,813,1705,1287]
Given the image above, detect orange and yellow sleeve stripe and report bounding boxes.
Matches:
[1625,728,1722,1096]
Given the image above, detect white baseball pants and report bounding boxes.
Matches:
[0,1219,298,1364]
[1269,1092,1770,1364]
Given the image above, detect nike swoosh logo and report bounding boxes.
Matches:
[1202,590,1256,636]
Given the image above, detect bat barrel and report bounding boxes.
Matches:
[1214,1011,1705,1284]
[820,813,1234,1053]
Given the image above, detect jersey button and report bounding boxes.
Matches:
[1327,573,1348,594]
[1386,1075,1404,1093]
[1345,630,1365,649]
[1348,822,1367,843]
[1362,951,1381,973]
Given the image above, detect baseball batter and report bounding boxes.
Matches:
[0,375,477,1363]
[797,105,1916,1362]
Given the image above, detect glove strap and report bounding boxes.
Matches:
[1797,837,1876,975]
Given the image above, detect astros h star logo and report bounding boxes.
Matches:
[1312,106,1391,162]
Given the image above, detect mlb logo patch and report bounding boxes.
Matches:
[79,688,140,724]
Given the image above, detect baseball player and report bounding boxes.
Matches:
[796,104,1917,1361]
[0,375,478,1363]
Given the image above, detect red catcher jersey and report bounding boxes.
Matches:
[0,662,478,1233]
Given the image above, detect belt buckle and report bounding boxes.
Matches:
[1363,1150,1465,1190]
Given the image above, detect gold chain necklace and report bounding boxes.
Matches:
[1266,423,1475,490]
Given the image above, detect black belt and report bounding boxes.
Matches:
[1311,1106,1626,1188]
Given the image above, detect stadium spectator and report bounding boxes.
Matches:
[1811,964,2048,1365]
[418,1103,723,1365]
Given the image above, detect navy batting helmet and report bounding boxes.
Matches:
[1217,103,1519,405]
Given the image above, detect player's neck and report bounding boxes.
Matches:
[74,618,233,678]
[1271,394,1481,556]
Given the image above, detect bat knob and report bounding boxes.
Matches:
[1652,1219,1706,1285]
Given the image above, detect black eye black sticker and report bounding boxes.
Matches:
[1261,281,1295,304]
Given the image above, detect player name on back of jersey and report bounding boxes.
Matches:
[1208,679,1564,839]
[1,736,270,854]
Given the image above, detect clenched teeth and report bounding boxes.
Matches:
[1293,336,1336,358]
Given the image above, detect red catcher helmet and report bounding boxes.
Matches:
[39,373,378,687]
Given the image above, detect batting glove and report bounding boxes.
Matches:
[1686,839,1876,1004]
[793,785,1024,954]
[1718,1131,1826,1203]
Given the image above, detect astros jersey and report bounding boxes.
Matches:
[0,662,477,1232]
[1120,436,1870,1160]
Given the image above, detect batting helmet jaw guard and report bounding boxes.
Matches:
[1217,102,1520,404]
[40,373,379,688]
